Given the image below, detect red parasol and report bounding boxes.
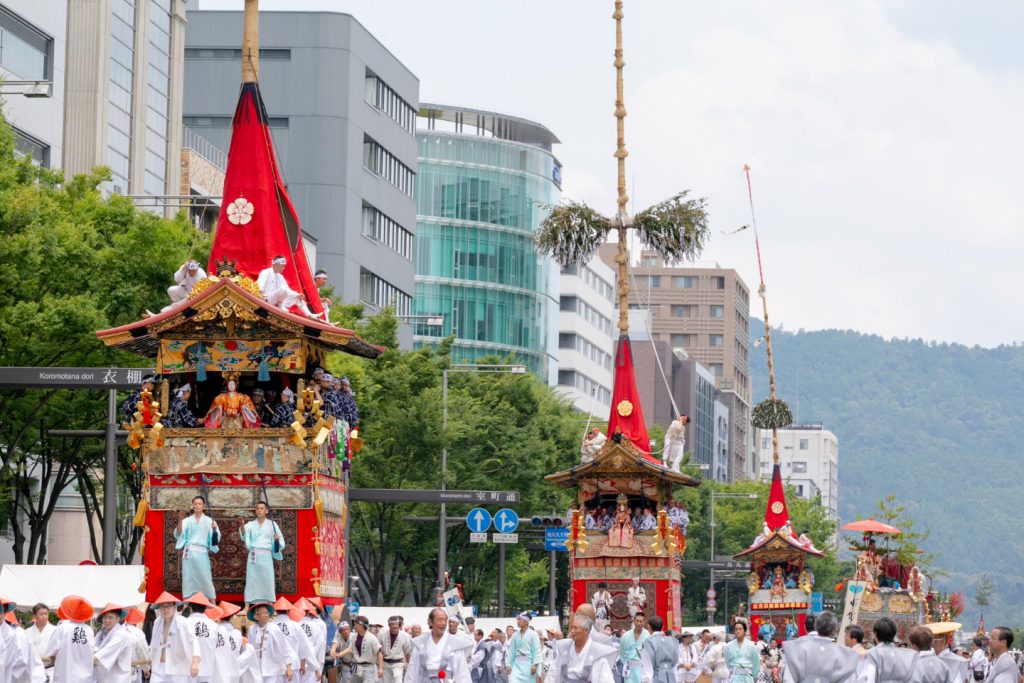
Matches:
[841,518,901,534]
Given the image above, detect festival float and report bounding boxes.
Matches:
[733,465,823,642]
[546,335,700,632]
[95,0,382,605]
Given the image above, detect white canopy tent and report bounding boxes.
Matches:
[0,565,146,611]
[354,607,562,637]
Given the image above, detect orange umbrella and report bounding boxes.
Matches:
[841,518,901,534]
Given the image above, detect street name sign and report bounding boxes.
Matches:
[492,533,519,544]
[350,489,520,504]
[0,367,156,389]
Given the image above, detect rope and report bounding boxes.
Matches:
[627,267,681,420]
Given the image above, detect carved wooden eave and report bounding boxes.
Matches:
[733,531,825,561]
[545,438,701,488]
[95,276,385,359]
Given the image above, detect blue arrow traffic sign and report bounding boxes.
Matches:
[495,508,519,533]
[466,508,492,533]
[544,527,569,551]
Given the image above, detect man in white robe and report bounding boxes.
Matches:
[2,603,46,683]
[549,613,617,683]
[984,627,1017,683]
[273,599,317,681]
[207,604,240,683]
[149,593,201,683]
[183,594,218,683]
[627,579,647,619]
[25,602,56,670]
[249,602,297,682]
[43,595,96,683]
[93,603,134,683]
[123,608,151,683]
[257,256,316,317]
[167,260,207,306]
[675,632,700,683]
[293,601,324,683]
[405,607,475,683]
[927,622,967,683]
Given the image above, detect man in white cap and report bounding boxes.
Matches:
[168,260,207,305]
[406,607,475,683]
[507,613,542,683]
[167,384,199,428]
[927,622,967,683]
[314,269,333,323]
[257,255,317,317]
[549,613,617,683]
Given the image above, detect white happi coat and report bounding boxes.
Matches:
[406,630,475,683]
[93,624,134,683]
[44,620,95,683]
[149,614,201,679]
[549,637,617,683]
[2,621,46,683]
[251,620,297,678]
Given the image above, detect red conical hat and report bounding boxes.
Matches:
[184,593,213,608]
[152,591,181,607]
[606,336,655,462]
[293,597,316,615]
[0,596,15,613]
[205,606,223,622]
[125,608,145,625]
[207,81,322,318]
[4,612,14,625]
[288,607,304,623]
[97,603,128,618]
[59,595,94,623]
[218,601,242,619]
[273,596,294,612]
[764,464,791,531]
[305,596,324,612]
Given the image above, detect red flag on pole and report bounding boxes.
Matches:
[764,464,791,531]
[606,336,656,462]
[207,82,322,317]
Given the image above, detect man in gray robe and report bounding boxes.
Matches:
[907,626,955,683]
[984,627,1017,683]
[781,611,859,683]
[927,623,968,683]
[550,614,618,683]
[860,617,915,683]
[640,616,679,683]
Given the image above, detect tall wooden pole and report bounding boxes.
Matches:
[242,0,260,83]
[613,0,631,335]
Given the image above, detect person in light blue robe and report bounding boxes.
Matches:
[619,613,650,683]
[238,501,285,605]
[723,621,759,683]
[173,495,219,601]
[507,613,543,683]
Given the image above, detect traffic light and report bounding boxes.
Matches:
[531,515,565,528]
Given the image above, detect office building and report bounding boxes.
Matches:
[758,425,839,523]
[414,104,561,380]
[183,10,418,344]
[63,0,188,202]
[0,3,66,167]
[601,245,754,481]
[557,257,615,416]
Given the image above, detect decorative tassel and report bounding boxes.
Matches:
[133,500,149,527]
[314,496,324,525]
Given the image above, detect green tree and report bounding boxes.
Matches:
[867,494,936,573]
[0,102,205,563]
[975,573,993,612]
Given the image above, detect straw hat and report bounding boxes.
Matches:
[184,593,213,608]
[58,595,94,623]
[273,596,294,612]
[152,592,182,607]
[247,602,275,622]
[927,622,962,637]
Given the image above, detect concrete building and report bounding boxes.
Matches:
[414,104,561,380]
[183,10,418,344]
[62,0,188,202]
[557,258,615,417]
[601,245,754,481]
[758,424,839,523]
[0,2,66,167]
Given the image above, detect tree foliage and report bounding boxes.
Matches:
[0,103,206,562]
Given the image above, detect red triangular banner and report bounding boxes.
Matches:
[764,464,791,530]
[208,82,322,316]
[606,336,657,462]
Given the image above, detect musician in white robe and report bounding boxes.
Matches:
[626,579,647,619]
[93,603,134,683]
[123,609,151,683]
[297,600,328,683]
[405,607,475,683]
[149,593,201,683]
[44,595,97,683]
[248,602,296,682]
[257,256,316,317]
[549,614,616,683]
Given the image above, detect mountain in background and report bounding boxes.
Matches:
[749,325,1024,627]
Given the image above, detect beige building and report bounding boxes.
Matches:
[600,244,754,480]
[63,0,189,206]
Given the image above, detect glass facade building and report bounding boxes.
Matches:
[414,105,562,379]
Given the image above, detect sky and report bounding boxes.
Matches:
[198,0,1024,347]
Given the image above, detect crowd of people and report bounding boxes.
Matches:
[5,591,1023,683]
[580,502,689,537]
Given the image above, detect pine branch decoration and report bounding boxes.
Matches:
[751,398,794,430]
[632,191,710,264]
[535,200,611,269]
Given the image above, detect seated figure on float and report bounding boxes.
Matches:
[205,374,260,429]
[607,494,634,548]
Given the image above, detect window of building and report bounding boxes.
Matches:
[12,126,49,167]
[640,275,660,288]
[364,70,417,136]
[709,305,724,318]
[709,334,724,347]
[712,276,725,289]
[559,296,577,312]
[361,203,413,260]
[761,435,770,449]
[558,333,575,349]
[799,438,809,450]
[359,267,411,316]
[670,333,695,349]
[709,363,723,377]
[185,47,291,60]
[672,304,695,318]
[184,115,289,128]
[795,485,804,496]
[792,461,808,473]
[641,257,658,267]
[363,135,415,198]
[0,6,52,80]
[673,276,695,288]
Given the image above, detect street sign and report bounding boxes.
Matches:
[706,599,717,609]
[346,599,360,615]
[706,589,717,599]
[544,528,569,551]
[681,560,745,571]
[469,532,488,543]
[350,489,520,504]
[467,508,492,533]
[492,533,519,544]
[494,508,519,533]
[811,592,824,613]
[0,367,156,389]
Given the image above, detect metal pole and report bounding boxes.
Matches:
[103,390,118,564]
[549,549,557,615]
[707,492,715,626]
[498,542,506,617]
[439,369,448,593]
